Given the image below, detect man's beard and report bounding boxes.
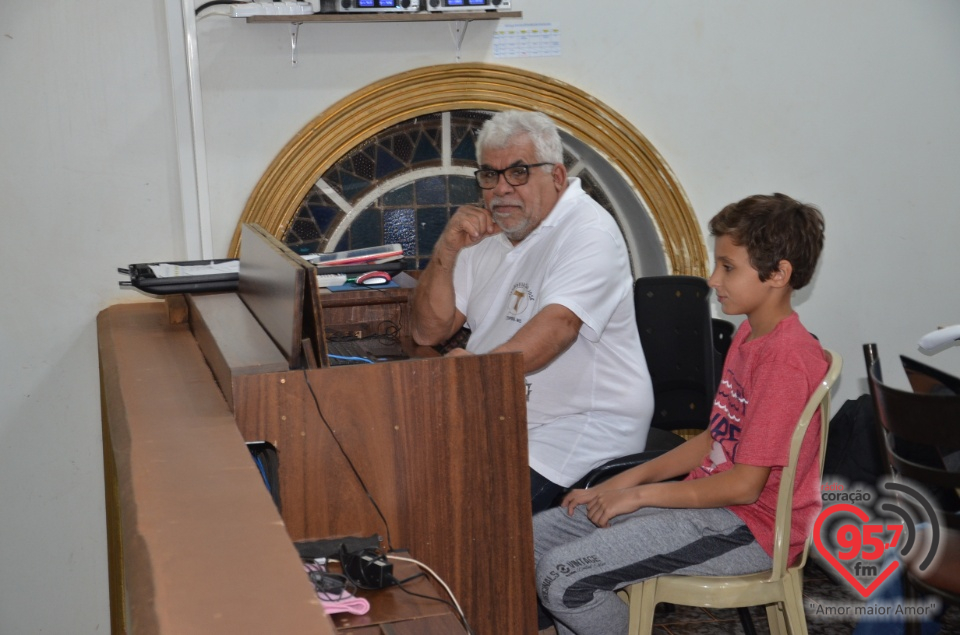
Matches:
[491,198,535,242]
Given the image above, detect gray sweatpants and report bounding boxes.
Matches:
[533,505,772,635]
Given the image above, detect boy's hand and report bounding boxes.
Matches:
[584,487,644,528]
[561,488,598,515]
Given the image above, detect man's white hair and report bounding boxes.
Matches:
[476,110,563,167]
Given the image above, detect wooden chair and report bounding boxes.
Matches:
[864,346,960,634]
[618,349,842,635]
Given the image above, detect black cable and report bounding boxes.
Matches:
[386,572,475,635]
[195,0,250,15]
[301,370,395,551]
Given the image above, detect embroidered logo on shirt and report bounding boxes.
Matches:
[506,282,534,324]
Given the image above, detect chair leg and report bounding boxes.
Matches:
[782,573,809,635]
[737,607,757,635]
[766,603,787,635]
[625,579,658,635]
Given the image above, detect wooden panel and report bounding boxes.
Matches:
[97,303,335,635]
[187,293,288,409]
[238,223,307,368]
[232,353,537,635]
[319,287,411,338]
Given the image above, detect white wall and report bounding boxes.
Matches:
[1,1,957,632]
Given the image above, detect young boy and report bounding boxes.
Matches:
[533,193,828,635]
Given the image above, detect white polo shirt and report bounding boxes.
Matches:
[452,178,654,487]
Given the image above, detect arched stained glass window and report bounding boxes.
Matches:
[282,110,668,276]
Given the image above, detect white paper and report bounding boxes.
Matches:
[149,261,239,278]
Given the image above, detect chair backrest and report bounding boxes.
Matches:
[866,354,960,495]
[633,276,719,434]
[771,349,843,575]
[900,354,960,396]
[711,318,735,388]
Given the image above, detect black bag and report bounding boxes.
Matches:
[822,394,885,488]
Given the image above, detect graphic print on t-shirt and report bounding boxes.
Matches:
[706,369,748,469]
[506,281,534,324]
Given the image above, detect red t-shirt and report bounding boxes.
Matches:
[685,313,828,564]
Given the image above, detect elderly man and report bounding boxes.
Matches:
[410,110,653,513]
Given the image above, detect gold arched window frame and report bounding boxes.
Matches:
[231,63,706,276]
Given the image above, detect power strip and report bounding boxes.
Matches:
[230,2,317,17]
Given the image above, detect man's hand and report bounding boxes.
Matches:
[411,205,496,346]
[436,205,502,257]
[444,347,473,358]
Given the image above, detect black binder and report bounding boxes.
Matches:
[119,258,409,296]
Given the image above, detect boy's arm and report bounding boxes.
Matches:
[595,429,714,490]
[582,463,771,528]
[560,430,713,512]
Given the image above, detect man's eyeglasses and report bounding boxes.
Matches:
[474,163,554,190]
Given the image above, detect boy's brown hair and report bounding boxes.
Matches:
[709,193,825,290]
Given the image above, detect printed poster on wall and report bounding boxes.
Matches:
[493,22,561,59]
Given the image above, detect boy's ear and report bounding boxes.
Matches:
[769,260,793,288]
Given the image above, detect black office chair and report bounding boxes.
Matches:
[864,344,960,634]
[636,276,719,438]
[573,276,731,489]
[712,317,735,388]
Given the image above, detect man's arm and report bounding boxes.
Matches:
[488,303,582,373]
[410,205,500,346]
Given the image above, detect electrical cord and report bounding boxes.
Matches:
[327,354,374,364]
[386,553,475,635]
[326,549,474,634]
[195,0,250,16]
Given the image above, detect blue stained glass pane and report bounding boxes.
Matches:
[415,176,447,205]
[452,132,477,161]
[375,146,405,180]
[351,207,383,249]
[334,233,350,252]
[449,175,481,206]
[339,170,370,202]
[416,206,448,257]
[383,183,414,206]
[412,134,440,164]
[307,205,338,234]
[384,208,416,256]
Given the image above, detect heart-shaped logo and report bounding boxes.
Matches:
[813,503,899,598]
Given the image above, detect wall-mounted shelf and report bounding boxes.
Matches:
[248,10,521,64]
[246,10,521,23]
